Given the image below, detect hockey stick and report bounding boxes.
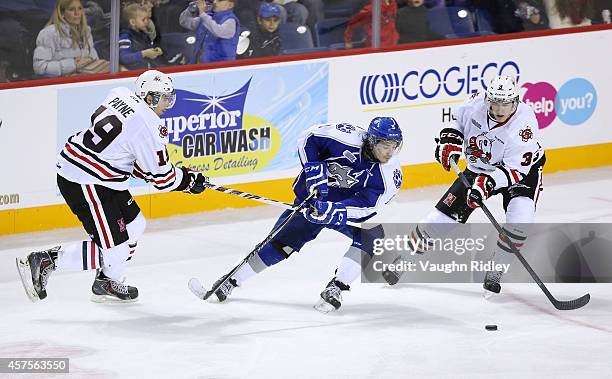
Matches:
[188,191,318,301]
[204,183,361,227]
[450,159,590,310]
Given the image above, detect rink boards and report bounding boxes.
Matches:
[0,28,611,235]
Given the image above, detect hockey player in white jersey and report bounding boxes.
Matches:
[209,117,404,312]
[383,75,545,295]
[16,70,208,303]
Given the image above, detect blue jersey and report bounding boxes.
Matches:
[293,123,403,222]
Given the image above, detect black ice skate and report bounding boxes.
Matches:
[382,255,406,285]
[213,277,238,302]
[483,270,503,297]
[16,246,59,302]
[314,278,350,313]
[91,270,139,303]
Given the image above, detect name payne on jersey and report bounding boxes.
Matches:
[108,97,135,118]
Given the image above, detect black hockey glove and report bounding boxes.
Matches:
[176,167,209,194]
[435,128,464,171]
[467,174,495,209]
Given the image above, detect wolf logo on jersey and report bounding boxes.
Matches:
[466,134,494,164]
[327,162,360,188]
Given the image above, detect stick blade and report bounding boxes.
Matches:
[553,293,590,311]
[188,278,213,301]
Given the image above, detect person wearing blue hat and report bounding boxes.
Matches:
[238,2,281,59]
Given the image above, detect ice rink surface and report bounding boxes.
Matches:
[1,167,611,378]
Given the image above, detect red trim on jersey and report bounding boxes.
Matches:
[510,169,520,184]
[133,162,176,185]
[65,144,125,179]
[90,241,96,269]
[1,25,609,91]
[85,185,111,249]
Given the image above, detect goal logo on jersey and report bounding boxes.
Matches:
[393,169,402,189]
[466,134,494,164]
[519,128,533,142]
[158,124,168,138]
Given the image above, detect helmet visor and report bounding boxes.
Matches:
[163,90,176,109]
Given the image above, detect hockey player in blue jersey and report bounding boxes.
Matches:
[211,116,404,312]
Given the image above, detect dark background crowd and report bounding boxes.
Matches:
[0,0,610,82]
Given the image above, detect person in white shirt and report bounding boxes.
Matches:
[383,75,545,296]
[16,70,208,303]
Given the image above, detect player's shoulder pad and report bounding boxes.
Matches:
[307,122,365,148]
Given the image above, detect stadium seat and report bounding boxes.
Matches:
[425,0,445,8]
[279,23,314,50]
[323,0,366,18]
[280,46,332,55]
[160,32,196,64]
[33,0,55,14]
[445,31,496,39]
[314,17,349,48]
[428,6,475,36]
[473,8,495,33]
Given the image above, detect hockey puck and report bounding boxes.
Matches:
[485,324,498,331]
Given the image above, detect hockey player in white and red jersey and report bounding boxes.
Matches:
[383,75,545,295]
[16,70,208,303]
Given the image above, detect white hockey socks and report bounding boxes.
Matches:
[55,241,102,272]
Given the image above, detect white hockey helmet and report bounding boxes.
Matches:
[486,75,519,104]
[485,75,519,121]
[135,70,176,110]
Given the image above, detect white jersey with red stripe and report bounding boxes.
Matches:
[57,87,184,191]
[451,92,544,190]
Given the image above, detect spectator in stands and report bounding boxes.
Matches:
[591,0,612,23]
[33,0,103,77]
[543,0,593,28]
[179,0,240,63]
[238,2,282,59]
[515,1,549,30]
[119,4,166,70]
[344,0,399,49]
[396,0,442,44]
[123,0,159,41]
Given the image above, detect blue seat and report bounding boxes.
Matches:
[445,31,496,39]
[323,0,366,18]
[33,0,56,14]
[279,23,314,50]
[160,32,196,64]
[280,46,331,55]
[428,6,475,36]
[314,17,349,47]
[425,0,445,8]
[473,8,495,33]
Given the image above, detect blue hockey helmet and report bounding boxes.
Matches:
[366,117,403,148]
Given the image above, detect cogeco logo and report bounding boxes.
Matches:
[360,61,520,105]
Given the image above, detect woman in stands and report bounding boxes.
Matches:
[33,0,102,77]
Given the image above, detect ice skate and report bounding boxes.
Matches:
[382,255,405,286]
[213,277,238,302]
[483,270,503,299]
[15,246,60,302]
[314,278,350,313]
[91,270,139,303]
